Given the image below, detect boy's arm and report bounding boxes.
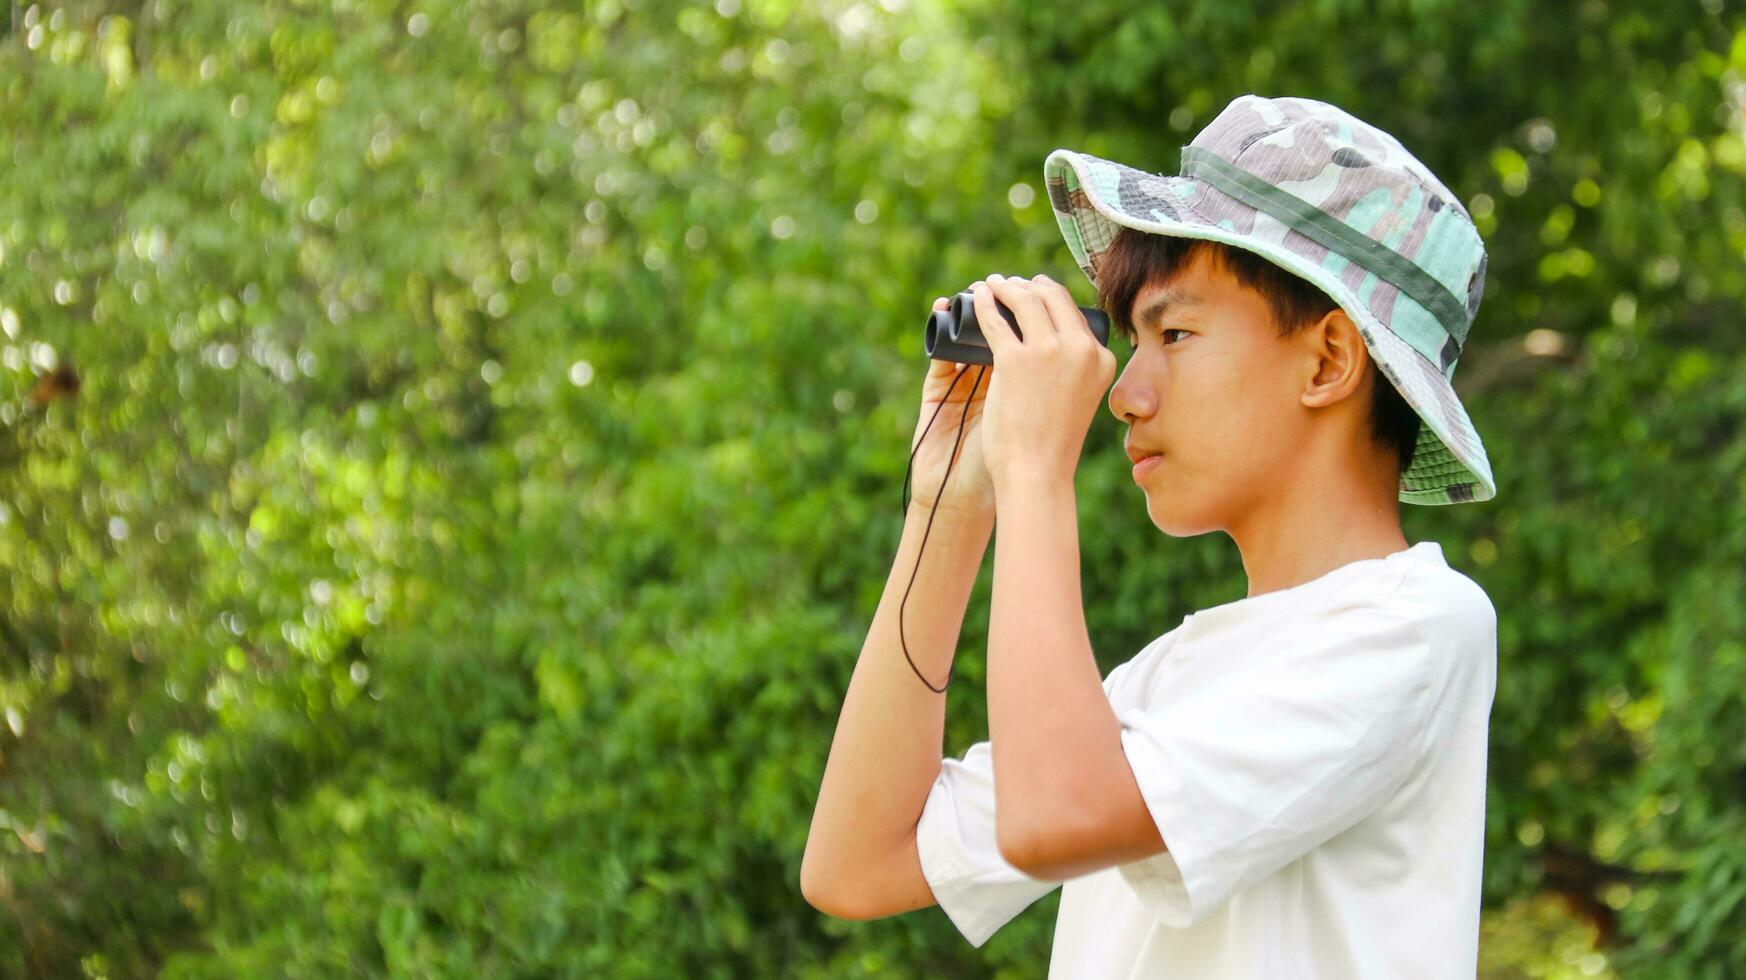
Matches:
[987,477,1165,880]
[801,501,994,920]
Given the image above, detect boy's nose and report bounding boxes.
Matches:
[1108,364,1150,425]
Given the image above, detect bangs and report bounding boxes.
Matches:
[1094,227,1339,344]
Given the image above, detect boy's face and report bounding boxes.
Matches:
[1106,247,1317,537]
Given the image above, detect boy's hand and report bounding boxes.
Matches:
[907,290,997,519]
[972,273,1117,492]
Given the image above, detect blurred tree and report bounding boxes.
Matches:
[0,0,1741,977]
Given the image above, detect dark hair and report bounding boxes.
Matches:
[1096,227,1419,476]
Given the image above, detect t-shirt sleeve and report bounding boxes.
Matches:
[1112,591,1441,928]
[914,738,1064,947]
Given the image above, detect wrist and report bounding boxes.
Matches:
[992,463,1074,498]
[908,498,995,531]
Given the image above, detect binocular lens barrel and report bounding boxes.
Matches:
[924,288,1111,366]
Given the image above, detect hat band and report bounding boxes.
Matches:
[1179,146,1470,362]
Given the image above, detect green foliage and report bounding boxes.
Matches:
[0,0,1743,976]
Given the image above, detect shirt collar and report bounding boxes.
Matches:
[1178,541,1445,640]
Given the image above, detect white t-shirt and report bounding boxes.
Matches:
[915,540,1497,978]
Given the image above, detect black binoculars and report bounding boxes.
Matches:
[923,287,1112,366]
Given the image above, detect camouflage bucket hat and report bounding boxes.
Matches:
[1044,94,1496,505]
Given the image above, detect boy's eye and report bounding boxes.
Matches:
[1121,327,1190,349]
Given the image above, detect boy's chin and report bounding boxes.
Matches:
[1144,496,1220,538]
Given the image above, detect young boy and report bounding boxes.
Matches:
[802,94,1499,978]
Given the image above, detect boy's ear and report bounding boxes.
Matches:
[1298,309,1369,410]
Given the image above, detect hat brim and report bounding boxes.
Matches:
[1044,148,1496,506]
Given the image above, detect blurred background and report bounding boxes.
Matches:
[1,0,1743,976]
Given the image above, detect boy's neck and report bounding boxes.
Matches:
[1228,452,1409,600]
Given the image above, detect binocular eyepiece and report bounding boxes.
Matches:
[924,287,1112,366]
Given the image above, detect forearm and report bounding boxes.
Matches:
[803,501,994,903]
[987,477,1125,863]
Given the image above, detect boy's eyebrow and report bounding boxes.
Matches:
[1133,288,1205,329]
